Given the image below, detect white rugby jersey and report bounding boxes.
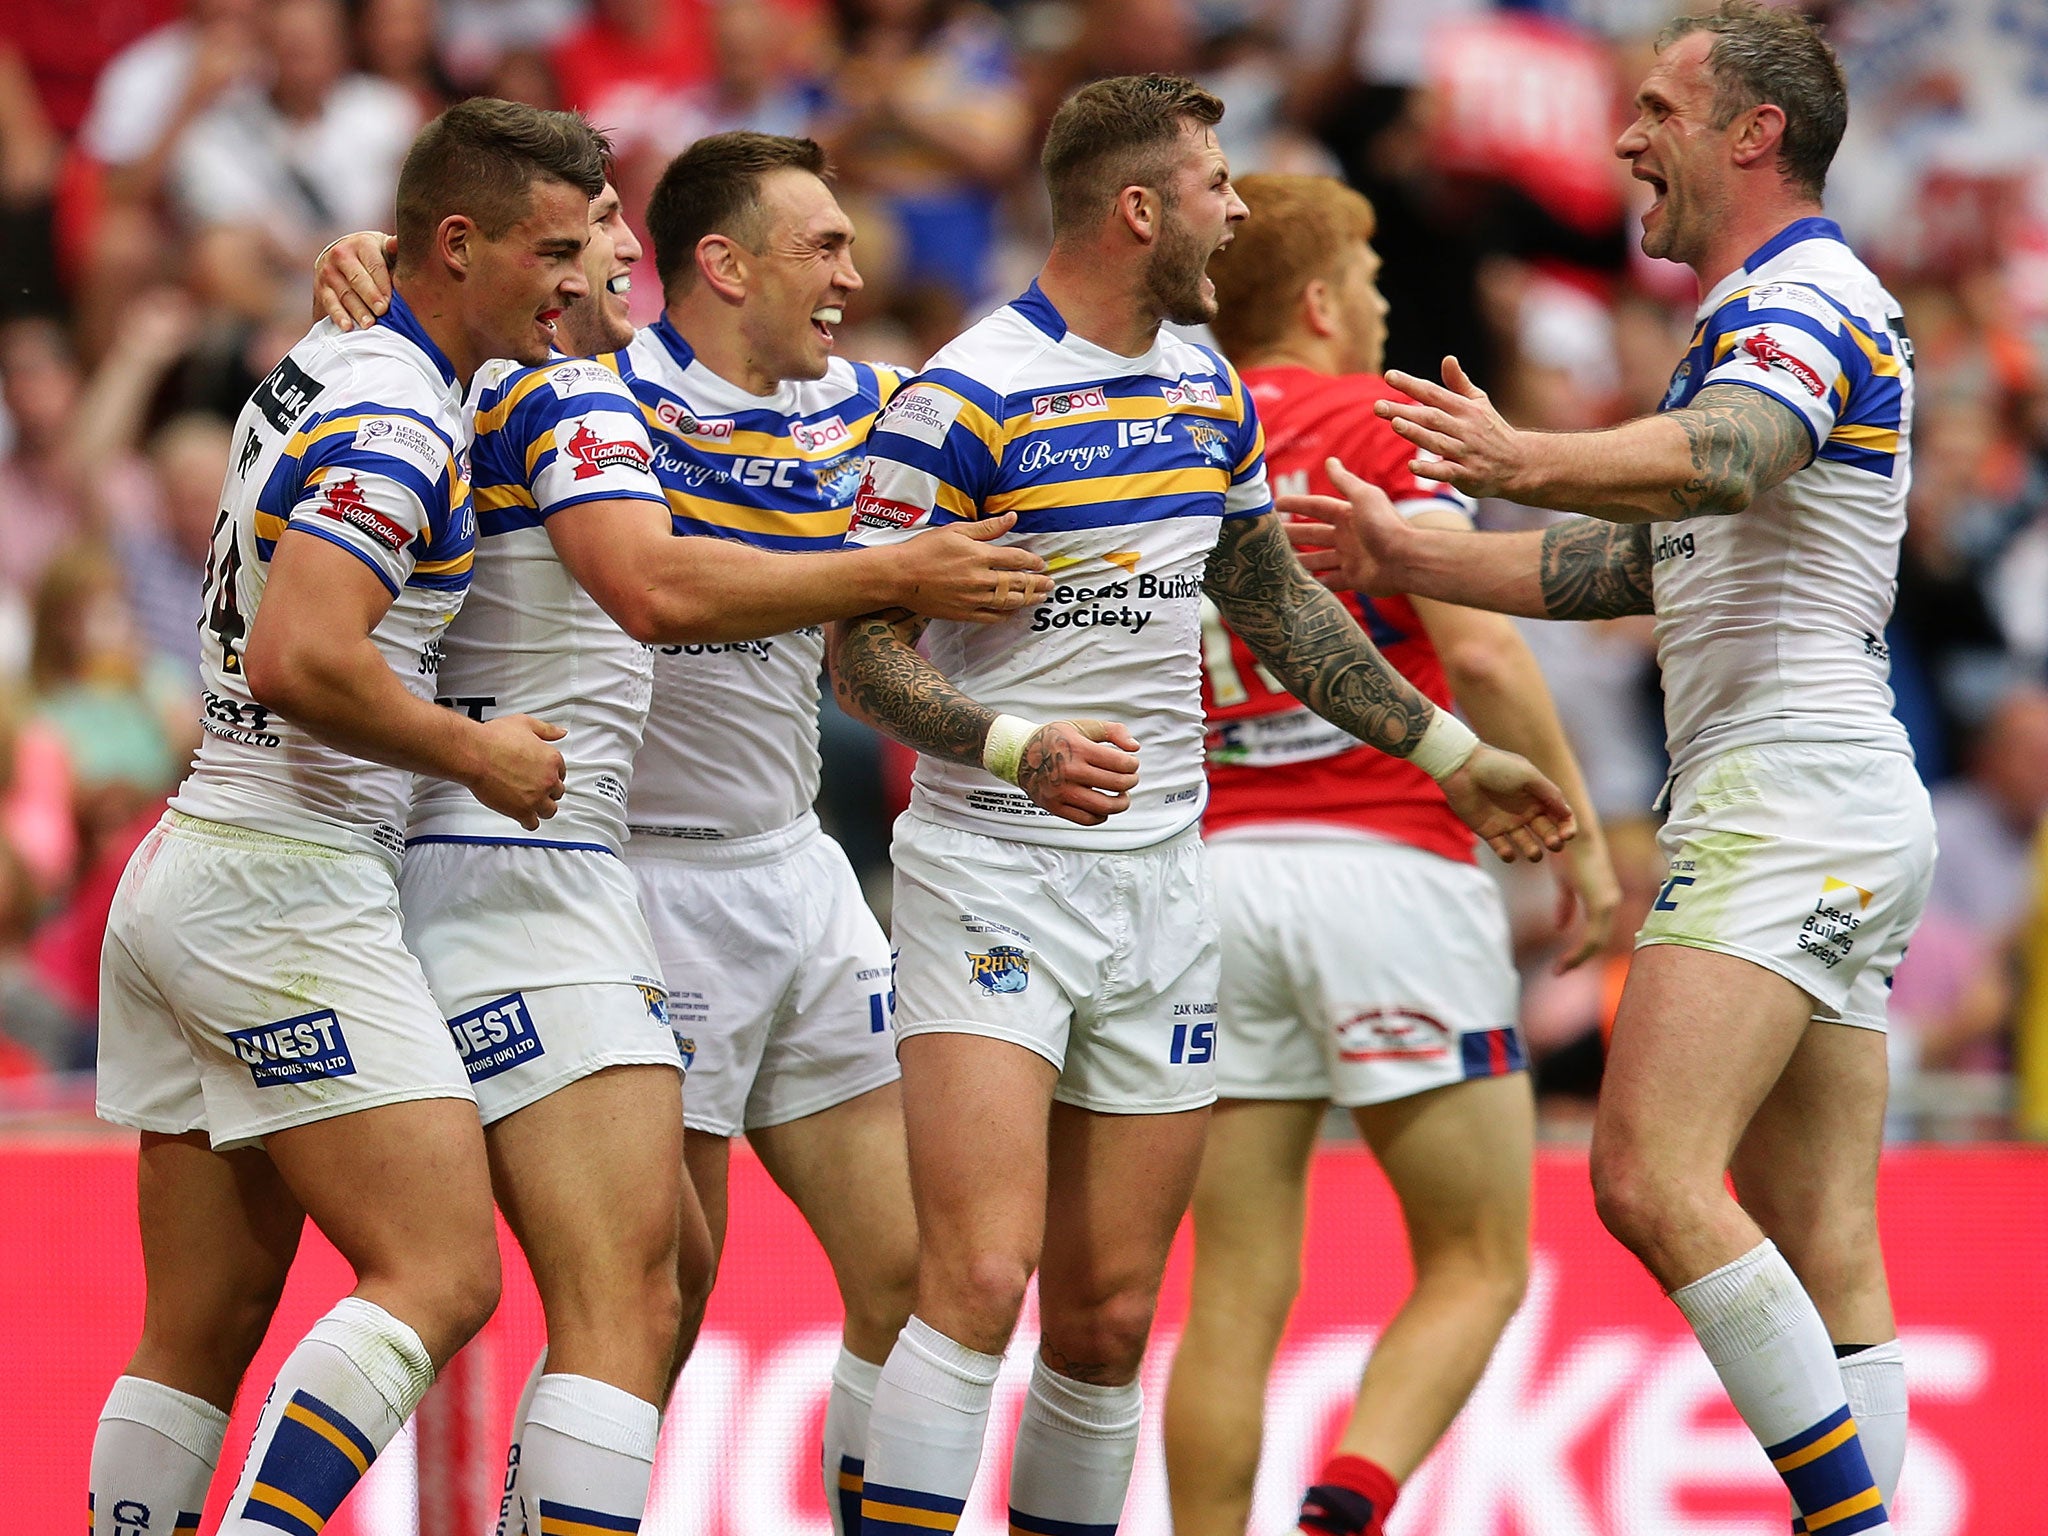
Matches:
[615,317,905,843]
[1653,217,1915,776]
[172,297,475,861]
[406,355,667,854]
[847,282,1272,851]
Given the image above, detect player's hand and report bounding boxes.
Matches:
[1549,834,1620,972]
[1376,356,1529,499]
[466,715,568,830]
[894,512,1052,623]
[1017,719,1140,826]
[1279,458,1415,594]
[314,232,396,331]
[1438,743,1575,863]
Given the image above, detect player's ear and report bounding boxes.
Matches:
[1116,185,1158,246]
[1303,278,1338,339]
[696,234,749,301]
[436,214,476,276]
[1729,101,1787,171]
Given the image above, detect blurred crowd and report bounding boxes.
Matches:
[0,0,2042,1136]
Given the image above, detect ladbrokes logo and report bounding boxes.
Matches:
[562,420,650,480]
[852,468,923,530]
[1740,331,1826,398]
[1031,387,1108,420]
[315,474,410,552]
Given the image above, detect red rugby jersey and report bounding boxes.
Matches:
[1202,365,1478,862]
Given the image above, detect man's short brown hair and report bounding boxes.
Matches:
[645,131,832,295]
[395,98,609,266]
[1659,0,1847,201]
[1207,174,1376,362]
[1040,74,1225,239]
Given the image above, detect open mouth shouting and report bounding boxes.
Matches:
[1635,166,1670,221]
[811,304,844,347]
[538,305,564,339]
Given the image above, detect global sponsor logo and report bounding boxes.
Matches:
[226,1009,357,1086]
[1740,331,1826,398]
[1016,437,1116,477]
[683,415,736,442]
[653,399,703,433]
[446,992,542,1082]
[316,474,411,552]
[791,416,850,454]
[562,420,651,480]
[1334,1005,1452,1062]
[967,945,1030,994]
[1031,386,1108,420]
[1162,378,1220,409]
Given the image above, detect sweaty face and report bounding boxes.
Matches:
[1617,31,1732,268]
[555,183,642,358]
[737,168,862,384]
[466,176,594,367]
[1143,125,1248,328]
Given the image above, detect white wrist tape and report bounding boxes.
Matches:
[1407,708,1480,782]
[982,714,1041,786]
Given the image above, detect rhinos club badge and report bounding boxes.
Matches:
[967,945,1030,995]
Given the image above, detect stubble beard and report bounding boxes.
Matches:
[1145,216,1217,328]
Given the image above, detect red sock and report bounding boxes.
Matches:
[1297,1453,1399,1536]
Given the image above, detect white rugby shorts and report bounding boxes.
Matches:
[627,813,898,1138]
[1636,742,1937,1030]
[889,814,1221,1114]
[1208,832,1526,1106]
[97,813,475,1151]
[398,840,678,1125]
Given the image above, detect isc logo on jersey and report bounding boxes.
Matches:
[447,992,543,1082]
[1031,387,1108,420]
[226,1009,357,1086]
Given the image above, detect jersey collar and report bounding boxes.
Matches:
[1741,216,1845,276]
[376,292,458,391]
[1011,280,1068,341]
[650,311,698,371]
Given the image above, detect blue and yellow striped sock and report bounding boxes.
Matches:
[89,1375,227,1536]
[861,1479,969,1534]
[1770,1407,1887,1534]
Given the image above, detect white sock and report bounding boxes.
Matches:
[515,1373,661,1535]
[219,1296,435,1535]
[1840,1341,1908,1508]
[495,1348,548,1536]
[90,1375,228,1535]
[1671,1242,1890,1535]
[863,1316,1003,1534]
[823,1346,882,1536]
[1006,1354,1144,1535]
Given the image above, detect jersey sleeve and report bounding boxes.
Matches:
[1694,282,1855,450]
[1334,392,1476,523]
[286,407,458,595]
[475,360,665,524]
[1220,358,1273,520]
[845,369,1004,549]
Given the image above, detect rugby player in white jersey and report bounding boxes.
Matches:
[87,99,601,1536]
[1296,7,1925,1532]
[827,75,1574,1536]
[313,134,1044,1534]
[1161,172,1619,1536]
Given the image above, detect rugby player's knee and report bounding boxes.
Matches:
[1412,1236,1529,1327]
[1589,1143,1669,1257]
[433,1243,506,1349]
[1040,1284,1158,1382]
[931,1249,1034,1343]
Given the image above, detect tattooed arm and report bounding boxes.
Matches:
[1205,513,1575,861]
[1375,354,1815,522]
[827,610,1142,826]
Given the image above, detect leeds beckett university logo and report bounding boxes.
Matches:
[317,475,411,552]
[967,945,1030,994]
[1740,332,1827,398]
[563,420,651,480]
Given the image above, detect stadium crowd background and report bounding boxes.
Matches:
[0,0,2041,1140]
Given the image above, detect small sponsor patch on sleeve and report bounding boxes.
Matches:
[851,462,937,532]
[546,360,619,397]
[877,384,964,448]
[557,416,653,480]
[352,415,448,478]
[1745,283,1839,329]
[1737,330,1828,398]
[311,473,413,550]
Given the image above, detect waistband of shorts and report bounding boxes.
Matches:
[159,809,393,866]
[624,809,822,867]
[898,810,1202,866]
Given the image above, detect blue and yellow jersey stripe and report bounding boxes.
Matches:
[468,356,667,537]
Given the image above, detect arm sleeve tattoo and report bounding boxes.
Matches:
[1665,383,1814,519]
[1538,518,1656,620]
[1203,513,1437,757]
[829,609,994,767]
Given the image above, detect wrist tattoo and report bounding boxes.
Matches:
[1538,519,1655,620]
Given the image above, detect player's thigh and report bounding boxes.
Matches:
[1186,1098,1324,1322]
[1353,1072,1534,1274]
[1039,1101,1210,1375]
[486,1062,686,1288]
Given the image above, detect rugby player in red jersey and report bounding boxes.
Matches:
[1162,173,1618,1536]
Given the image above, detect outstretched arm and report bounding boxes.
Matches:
[1283,460,1656,622]
[1375,357,1813,523]
[1203,513,1574,862]
[828,610,1142,827]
